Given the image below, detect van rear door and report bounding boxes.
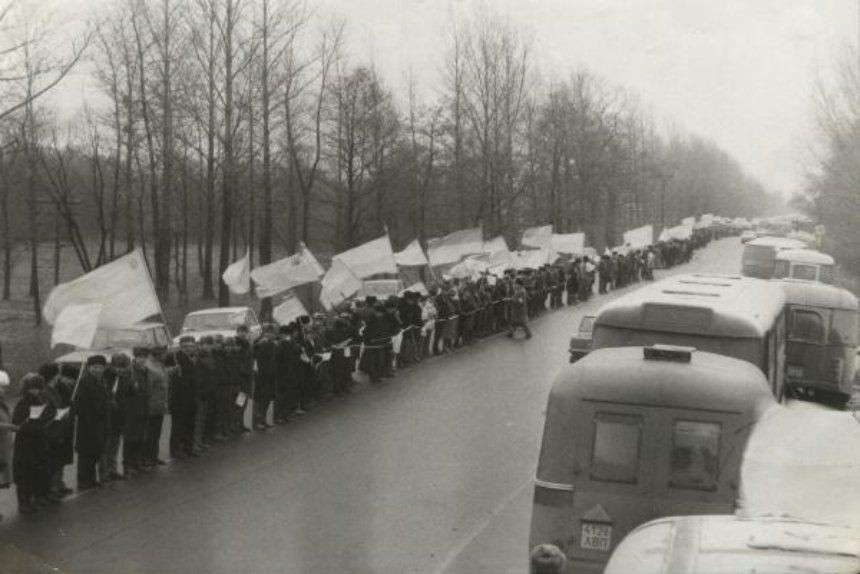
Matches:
[568,405,658,566]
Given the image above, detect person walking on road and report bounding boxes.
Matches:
[507,278,532,340]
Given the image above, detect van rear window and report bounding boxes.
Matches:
[591,413,642,484]
[669,421,720,491]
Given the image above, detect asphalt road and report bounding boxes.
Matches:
[0,238,747,574]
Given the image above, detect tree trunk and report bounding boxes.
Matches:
[217,0,235,306]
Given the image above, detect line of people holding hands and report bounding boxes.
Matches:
[0,236,707,520]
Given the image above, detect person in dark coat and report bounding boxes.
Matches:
[170,337,198,458]
[121,348,150,475]
[14,373,58,512]
[99,354,128,482]
[233,327,253,433]
[273,326,294,424]
[143,347,169,467]
[193,337,216,450]
[74,355,111,490]
[253,325,278,430]
[39,363,74,497]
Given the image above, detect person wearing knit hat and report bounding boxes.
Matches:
[529,544,567,574]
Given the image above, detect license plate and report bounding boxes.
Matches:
[580,523,612,551]
[787,365,803,378]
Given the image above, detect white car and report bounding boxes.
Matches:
[740,230,757,243]
[56,322,174,370]
[174,306,262,344]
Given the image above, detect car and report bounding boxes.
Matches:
[740,229,757,243]
[174,306,262,344]
[55,322,174,371]
[568,314,595,363]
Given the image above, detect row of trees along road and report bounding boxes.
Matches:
[0,0,783,324]
[795,46,860,279]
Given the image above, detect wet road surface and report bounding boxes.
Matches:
[0,238,747,574]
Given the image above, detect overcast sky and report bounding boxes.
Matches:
[56,0,859,197]
[316,0,857,196]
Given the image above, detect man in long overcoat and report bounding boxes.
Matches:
[74,355,110,490]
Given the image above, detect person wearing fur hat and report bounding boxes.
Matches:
[529,544,566,574]
[13,373,57,513]
[74,354,111,489]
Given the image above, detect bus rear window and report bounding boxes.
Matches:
[670,421,720,491]
[744,245,774,263]
[789,309,825,343]
[591,413,642,484]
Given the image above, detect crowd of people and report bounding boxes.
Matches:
[0,235,712,520]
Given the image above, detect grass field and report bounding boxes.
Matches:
[0,241,279,390]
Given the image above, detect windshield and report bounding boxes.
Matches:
[183,311,245,331]
[90,328,149,349]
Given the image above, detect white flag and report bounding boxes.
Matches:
[521,225,553,248]
[50,303,104,349]
[222,249,251,295]
[658,228,671,242]
[427,227,483,266]
[319,259,363,311]
[394,239,428,267]
[622,225,654,249]
[334,235,397,279]
[551,233,585,254]
[482,236,509,255]
[448,256,489,280]
[43,249,160,328]
[272,294,309,325]
[251,245,324,298]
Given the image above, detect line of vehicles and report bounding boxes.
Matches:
[546,234,860,573]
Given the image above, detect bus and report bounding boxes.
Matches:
[603,515,860,574]
[741,236,806,278]
[591,274,789,400]
[773,249,835,283]
[779,279,858,404]
[529,345,777,573]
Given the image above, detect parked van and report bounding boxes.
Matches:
[529,345,776,573]
[780,279,858,404]
[773,249,835,283]
[604,515,860,574]
[592,274,788,400]
[741,236,805,279]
